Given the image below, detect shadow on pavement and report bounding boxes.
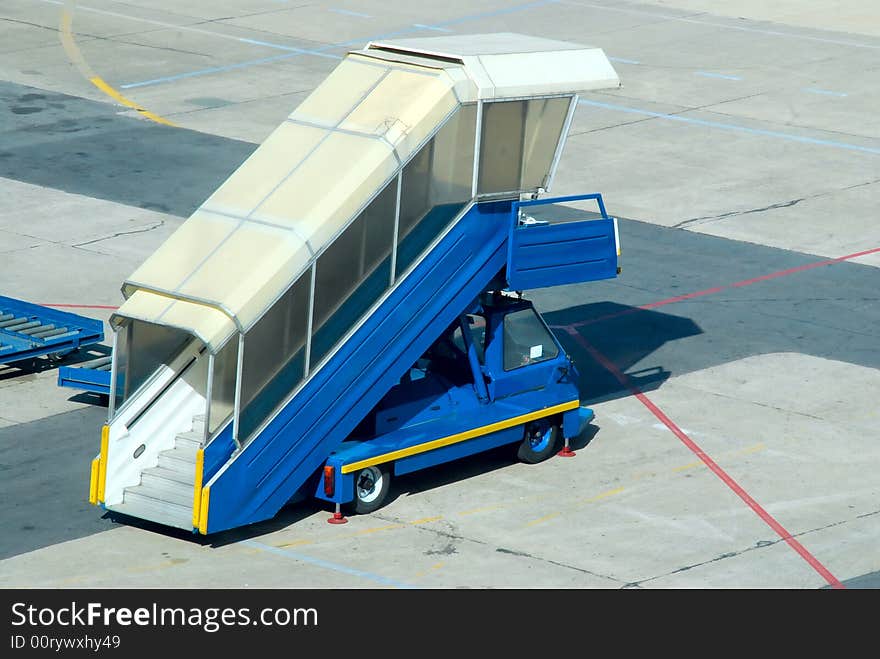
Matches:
[543,301,703,404]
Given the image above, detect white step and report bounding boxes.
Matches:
[109,498,192,531]
[125,480,194,508]
[191,414,206,436]
[174,430,202,451]
[157,446,198,473]
[141,465,195,489]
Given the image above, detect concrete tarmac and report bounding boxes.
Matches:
[1,0,878,589]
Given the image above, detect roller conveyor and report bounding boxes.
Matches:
[0,295,104,364]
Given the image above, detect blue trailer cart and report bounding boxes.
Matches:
[0,296,103,365]
[57,355,113,399]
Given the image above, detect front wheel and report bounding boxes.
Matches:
[347,464,391,515]
[517,421,560,464]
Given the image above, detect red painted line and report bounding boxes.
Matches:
[40,303,119,310]
[565,326,845,589]
[638,286,726,309]
[558,245,880,330]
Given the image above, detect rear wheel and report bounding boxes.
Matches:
[348,465,391,515]
[517,421,560,464]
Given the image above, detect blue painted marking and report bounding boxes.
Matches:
[329,8,372,18]
[413,23,453,32]
[120,0,558,88]
[803,87,849,98]
[609,56,640,65]
[243,540,415,588]
[578,99,880,156]
[237,38,343,60]
[430,0,558,28]
[695,71,742,81]
[119,54,303,89]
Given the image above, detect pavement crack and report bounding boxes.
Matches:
[0,17,59,32]
[632,516,851,587]
[375,513,622,584]
[72,220,164,247]
[674,197,805,228]
[674,176,880,229]
[494,546,622,583]
[672,383,827,421]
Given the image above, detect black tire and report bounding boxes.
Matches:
[347,464,392,515]
[517,421,560,464]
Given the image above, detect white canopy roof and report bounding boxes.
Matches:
[113,33,620,351]
[362,32,620,100]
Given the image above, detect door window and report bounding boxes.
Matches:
[502,309,558,371]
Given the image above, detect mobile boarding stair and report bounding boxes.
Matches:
[0,295,103,365]
[90,33,622,535]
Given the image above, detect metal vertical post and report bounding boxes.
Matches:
[389,171,402,285]
[106,329,119,423]
[471,101,483,198]
[231,333,244,451]
[304,262,316,376]
[204,352,215,447]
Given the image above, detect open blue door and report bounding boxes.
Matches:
[506,193,619,291]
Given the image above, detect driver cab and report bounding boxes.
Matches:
[406,291,571,403]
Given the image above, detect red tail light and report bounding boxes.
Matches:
[323,465,335,497]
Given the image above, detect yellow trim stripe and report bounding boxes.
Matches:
[192,449,205,528]
[88,457,100,505]
[198,487,210,535]
[97,425,109,503]
[341,400,579,474]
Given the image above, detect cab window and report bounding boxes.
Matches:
[502,308,559,371]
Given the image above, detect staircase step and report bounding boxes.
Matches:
[110,497,192,531]
[141,465,195,488]
[191,414,206,435]
[157,447,198,473]
[174,430,203,450]
[125,481,194,508]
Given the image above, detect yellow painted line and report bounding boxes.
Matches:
[191,448,204,528]
[59,9,174,127]
[457,504,506,516]
[88,457,100,505]
[353,524,407,535]
[97,425,109,503]
[673,460,702,472]
[341,400,580,474]
[89,76,175,126]
[526,488,624,527]
[584,486,625,503]
[198,486,210,535]
[276,539,314,549]
[410,516,443,525]
[526,512,561,527]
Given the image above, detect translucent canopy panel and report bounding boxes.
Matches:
[117,56,459,346]
[113,289,237,352]
[115,34,620,355]
[478,96,572,196]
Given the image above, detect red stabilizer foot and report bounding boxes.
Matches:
[557,444,576,458]
[327,511,348,524]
